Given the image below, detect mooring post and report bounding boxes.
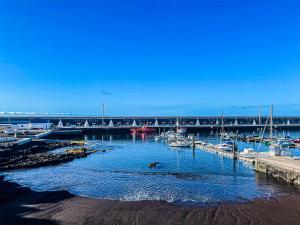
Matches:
[233,141,237,159]
[192,134,195,148]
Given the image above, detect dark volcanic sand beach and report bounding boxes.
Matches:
[1,176,300,225]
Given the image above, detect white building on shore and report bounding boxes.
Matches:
[0,118,52,130]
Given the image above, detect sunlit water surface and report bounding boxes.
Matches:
[2,132,300,206]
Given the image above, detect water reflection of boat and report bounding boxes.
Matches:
[130,126,156,133]
[131,132,154,141]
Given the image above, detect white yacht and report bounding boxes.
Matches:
[215,143,233,152]
[239,148,256,158]
[169,140,191,147]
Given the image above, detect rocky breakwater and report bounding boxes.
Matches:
[0,141,92,171]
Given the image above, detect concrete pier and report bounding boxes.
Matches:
[195,143,300,186]
[256,157,300,186]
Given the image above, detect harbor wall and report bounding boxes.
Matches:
[256,158,300,186]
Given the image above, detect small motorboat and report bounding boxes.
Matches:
[215,143,233,152]
[238,148,256,158]
[169,137,191,147]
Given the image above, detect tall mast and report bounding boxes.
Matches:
[258,105,261,125]
[102,103,104,126]
[221,111,224,135]
[220,111,224,143]
[270,104,273,143]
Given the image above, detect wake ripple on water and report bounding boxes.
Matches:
[73,165,252,182]
[119,187,213,205]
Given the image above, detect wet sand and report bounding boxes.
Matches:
[1,176,300,225]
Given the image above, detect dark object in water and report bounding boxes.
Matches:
[148,162,159,168]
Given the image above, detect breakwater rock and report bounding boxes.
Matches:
[0,151,90,171]
[0,141,90,171]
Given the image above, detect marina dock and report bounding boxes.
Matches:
[194,143,256,164]
[194,143,300,186]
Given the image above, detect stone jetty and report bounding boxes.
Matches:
[256,157,300,186]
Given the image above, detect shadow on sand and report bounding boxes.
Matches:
[0,176,73,225]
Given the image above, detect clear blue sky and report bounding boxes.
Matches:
[0,0,300,116]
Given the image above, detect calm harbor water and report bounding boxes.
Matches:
[2,132,300,206]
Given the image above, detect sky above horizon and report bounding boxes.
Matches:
[1,0,300,116]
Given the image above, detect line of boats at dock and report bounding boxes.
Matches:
[151,127,300,160]
[219,131,300,149]
[154,128,237,151]
[135,106,300,159]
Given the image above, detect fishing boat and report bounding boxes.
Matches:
[130,126,156,133]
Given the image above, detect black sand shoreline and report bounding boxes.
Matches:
[1,175,300,225]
